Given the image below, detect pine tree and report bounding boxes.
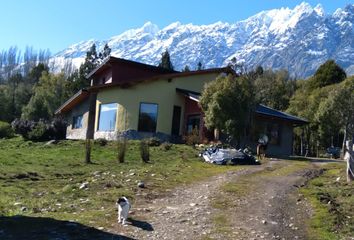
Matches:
[309,60,346,89]
[67,44,100,93]
[98,43,111,61]
[183,65,190,72]
[82,43,98,75]
[158,50,174,71]
[197,61,203,70]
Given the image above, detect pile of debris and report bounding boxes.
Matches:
[199,146,259,165]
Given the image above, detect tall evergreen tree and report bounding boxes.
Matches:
[197,61,203,70]
[67,43,100,93]
[25,63,49,85]
[309,60,346,89]
[183,65,190,72]
[98,43,111,61]
[158,50,174,71]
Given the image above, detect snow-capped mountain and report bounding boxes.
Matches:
[52,2,354,78]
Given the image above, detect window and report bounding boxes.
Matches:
[98,103,118,131]
[267,123,280,145]
[138,103,158,132]
[252,120,281,145]
[72,115,83,129]
[186,114,201,134]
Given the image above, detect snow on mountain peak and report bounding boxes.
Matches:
[141,21,159,34]
[314,4,325,16]
[244,2,321,34]
[52,2,354,78]
[294,2,313,14]
[164,21,182,30]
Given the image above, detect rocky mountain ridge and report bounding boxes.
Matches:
[52,2,354,78]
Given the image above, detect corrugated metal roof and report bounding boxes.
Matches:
[255,104,308,125]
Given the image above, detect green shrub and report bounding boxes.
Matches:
[183,127,200,146]
[95,138,108,146]
[27,122,48,141]
[0,121,14,138]
[117,137,127,163]
[161,142,172,151]
[140,140,150,163]
[147,137,161,146]
[12,118,66,140]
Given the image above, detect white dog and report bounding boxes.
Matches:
[117,197,131,225]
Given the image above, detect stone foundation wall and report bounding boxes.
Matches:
[93,129,173,142]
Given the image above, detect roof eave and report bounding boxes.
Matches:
[255,111,309,125]
[54,89,89,115]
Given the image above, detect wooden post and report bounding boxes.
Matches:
[84,91,97,164]
[85,139,91,164]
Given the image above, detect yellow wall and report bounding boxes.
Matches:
[94,73,219,135]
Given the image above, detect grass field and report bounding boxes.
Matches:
[0,137,352,239]
[0,137,235,231]
[301,162,354,240]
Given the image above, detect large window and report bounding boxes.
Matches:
[138,103,158,132]
[72,115,83,129]
[98,103,118,131]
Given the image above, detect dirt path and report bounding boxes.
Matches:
[111,159,321,240]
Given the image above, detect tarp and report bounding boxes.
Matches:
[200,147,259,165]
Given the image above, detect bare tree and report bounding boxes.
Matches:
[62,59,74,77]
[23,46,37,76]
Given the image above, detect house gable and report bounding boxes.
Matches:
[89,57,177,86]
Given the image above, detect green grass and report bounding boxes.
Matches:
[301,163,354,240]
[213,213,232,234]
[0,136,235,230]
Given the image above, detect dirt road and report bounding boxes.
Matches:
[112,159,322,240]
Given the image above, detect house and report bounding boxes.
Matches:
[55,56,308,156]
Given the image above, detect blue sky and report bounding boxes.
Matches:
[1,0,352,54]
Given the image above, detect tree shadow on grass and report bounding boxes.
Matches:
[0,215,136,240]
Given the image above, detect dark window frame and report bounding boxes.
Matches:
[186,114,201,135]
[72,114,83,129]
[138,102,159,133]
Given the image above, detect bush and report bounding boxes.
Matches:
[11,118,67,141]
[147,137,161,147]
[0,121,14,138]
[50,117,67,140]
[183,127,200,146]
[12,119,35,139]
[27,122,49,141]
[161,142,172,151]
[140,140,150,163]
[95,138,108,146]
[117,137,127,163]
